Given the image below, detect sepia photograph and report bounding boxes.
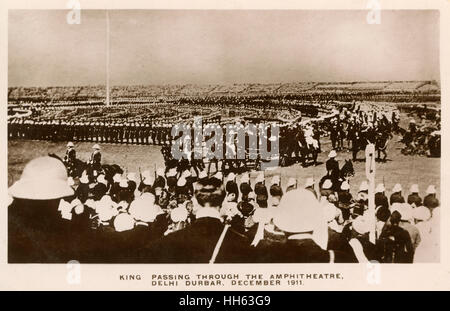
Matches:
[7,8,441,265]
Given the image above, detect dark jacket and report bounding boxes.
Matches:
[136,216,253,263]
[8,199,93,263]
[375,192,389,210]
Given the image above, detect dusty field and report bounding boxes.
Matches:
[8,132,440,200]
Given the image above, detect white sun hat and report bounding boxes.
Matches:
[66,142,74,148]
[170,206,189,223]
[129,197,162,222]
[375,183,385,193]
[359,180,369,192]
[119,179,128,188]
[287,177,297,188]
[392,183,402,193]
[322,179,332,190]
[273,189,321,233]
[328,150,337,158]
[9,156,74,200]
[340,181,350,191]
[177,177,187,187]
[92,144,101,150]
[409,184,419,193]
[143,176,154,186]
[113,173,121,183]
[426,185,436,194]
[213,171,223,181]
[166,167,177,177]
[271,175,281,186]
[127,173,137,182]
[240,173,250,184]
[97,174,107,186]
[352,216,371,235]
[113,213,135,232]
[226,172,236,182]
[255,172,265,183]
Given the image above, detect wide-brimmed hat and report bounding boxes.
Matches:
[92,144,101,150]
[129,196,162,222]
[170,206,189,222]
[285,177,295,187]
[426,185,436,194]
[166,167,177,177]
[119,179,128,188]
[97,174,107,186]
[226,172,236,182]
[127,173,137,182]
[271,175,281,186]
[255,172,265,183]
[340,181,350,191]
[409,184,419,193]
[375,183,385,193]
[9,156,74,200]
[328,150,337,158]
[240,173,250,184]
[177,177,187,187]
[322,179,332,190]
[352,216,370,235]
[359,180,369,192]
[113,213,135,232]
[392,183,402,193]
[273,189,321,233]
[66,142,74,148]
[143,176,154,186]
[113,173,121,183]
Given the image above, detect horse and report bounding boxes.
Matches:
[50,153,123,183]
[351,135,369,161]
[298,131,319,167]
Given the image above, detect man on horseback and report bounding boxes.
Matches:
[63,142,77,177]
[325,150,340,190]
[89,144,102,178]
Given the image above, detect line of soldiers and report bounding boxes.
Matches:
[8,119,173,145]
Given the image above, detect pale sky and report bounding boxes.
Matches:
[8,10,440,87]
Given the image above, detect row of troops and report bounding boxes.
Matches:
[8,120,173,145]
[8,115,224,145]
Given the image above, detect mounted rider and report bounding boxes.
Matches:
[89,144,102,178]
[64,142,77,176]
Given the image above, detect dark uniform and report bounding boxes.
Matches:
[325,157,340,189]
[136,212,253,263]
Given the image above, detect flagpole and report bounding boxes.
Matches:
[106,10,110,106]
